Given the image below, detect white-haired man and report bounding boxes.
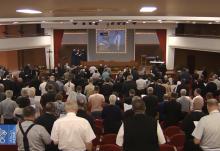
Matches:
[102,94,122,134]
[193,99,220,151]
[51,101,96,151]
[0,90,17,124]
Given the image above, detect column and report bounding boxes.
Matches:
[44,28,54,69]
[166,28,176,70]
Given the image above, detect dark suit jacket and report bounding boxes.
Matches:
[164,100,182,126]
[206,82,217,94]
[77,109,95,130]
[122,81,137,97]
[35,113,59,151]
[35,113,57,134]
[143,95,159,118]
[102,105,122,134]
[182,111,205,139]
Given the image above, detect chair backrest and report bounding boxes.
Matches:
[93,136,101,147]
[164,126,183,138]
[99,144,122,151]
[95,119,103,128]
[160,144,176,151]
[169,133,185,148]
[95,126,104,136]
[101,134,117,145]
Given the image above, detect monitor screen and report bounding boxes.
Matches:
[0,125,16,145]
[96,29,126,53]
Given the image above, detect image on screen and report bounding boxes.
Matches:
[0,125,16,145]
[96,30,126,53]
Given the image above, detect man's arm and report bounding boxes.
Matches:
[194,138,201,145]
[84,120,96,150]
[157,122,166,144]
[40,126,51,145]
[192,118,204,146]
[50,122,59,145]
[116,123,124,147]
[85,142,93,151]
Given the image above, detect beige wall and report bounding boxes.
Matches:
[0,51,19,71]
[19,48,46,67]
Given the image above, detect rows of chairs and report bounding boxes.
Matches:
[93,119,185,151]
[163,125,185,151]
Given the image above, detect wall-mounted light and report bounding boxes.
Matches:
[16,9,42,14]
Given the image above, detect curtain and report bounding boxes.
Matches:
[156,29,167,62]
[54,30,64,66]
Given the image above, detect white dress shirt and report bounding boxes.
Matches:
[51,112,96,151]
[116,121,166,146]
[136,78,147,90]
[192,110,220,151]
[64,82,75,96]
[39,81,47,95]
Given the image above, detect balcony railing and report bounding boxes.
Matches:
[0,33,48,39]
[175,34,220,39]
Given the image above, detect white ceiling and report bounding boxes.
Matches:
[1,0,220,24]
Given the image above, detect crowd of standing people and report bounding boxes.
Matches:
[0,63,220,151]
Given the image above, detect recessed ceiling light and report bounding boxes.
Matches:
[92,21,96,24]
[13,22,18,24]
[16,9,42,14]
[140,6,157,13]
[126,21,129,24]
[158,20,162,23]
[208,22,212,24]
[99,19,103,22]
[142,21,147,24]
[192,21,196,24]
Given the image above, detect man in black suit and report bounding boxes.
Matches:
[102,94,122,134]
[100,78,113,103]
[143,87,159,119]
[35,102,58,151]
[122,75,137,97]
[183,97,205,151]
[116,96,165,151]
[76,99,95,130]
[148,79,166,102]
[206,77,217,95]
[164,92,182,127]
[124,89,136,105]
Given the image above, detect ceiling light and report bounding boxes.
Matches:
[99,19,103,22]
[126,21,129,24]
[142,21,147,24]
[92,21,96,24]
[158,20,162,23]
[208,22,212,24]
[192,21,196,24]
[16,9,42,14]
[140,6,157,13]
[13,22,18,24]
